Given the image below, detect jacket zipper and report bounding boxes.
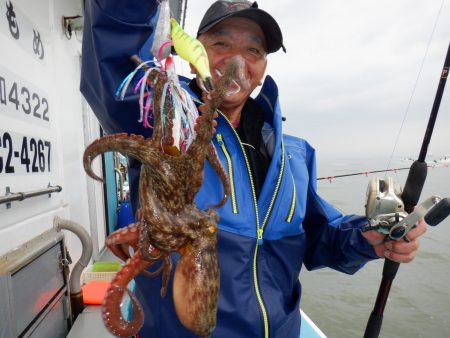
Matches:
[253,140,285,338]
[216,133,238,214]
[258,140,285,240]
[285,175,296,223]
[218,112,285,338]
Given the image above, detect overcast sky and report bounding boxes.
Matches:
[181,0,450,164]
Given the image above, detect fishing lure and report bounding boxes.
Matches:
[163,57,199,153]
[116,16,216,154]
[170,18,214,91]
[150,0,172,61]
[116,55,199,155]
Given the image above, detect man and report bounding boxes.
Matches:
[81,1,426,337]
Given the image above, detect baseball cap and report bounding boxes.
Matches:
[197,1,286,54]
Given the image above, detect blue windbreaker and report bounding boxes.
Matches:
[81,1,379,337]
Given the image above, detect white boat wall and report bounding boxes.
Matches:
[0,0,105,263]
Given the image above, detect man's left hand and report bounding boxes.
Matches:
[362,218,428,263]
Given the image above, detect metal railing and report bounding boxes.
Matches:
[1,185,62,208]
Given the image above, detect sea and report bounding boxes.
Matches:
[300,156,450,338]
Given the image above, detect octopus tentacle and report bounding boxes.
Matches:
[103,285,143,337]
[206,143,230,208]
[160,255,173,297]
[183,61,237,204]
[162,77,176,151]
[138,218,164,261]
[148,72,167,148]
[140,255,172,297]
[141,258,166,277]
[102,251,154,337]
[83,133,149,181]
[105,222,140,262]
[186,60,237,162]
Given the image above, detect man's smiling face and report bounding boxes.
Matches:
[197,17,268,113]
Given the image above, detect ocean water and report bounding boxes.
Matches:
[300,156,450,338]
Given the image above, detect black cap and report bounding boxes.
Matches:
[197,1,285,54]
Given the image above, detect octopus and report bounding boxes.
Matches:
[83,57,237,338]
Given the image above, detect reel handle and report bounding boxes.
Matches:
[425,198,450,226]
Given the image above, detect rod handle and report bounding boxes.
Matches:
[364,311,383,338]
[401,160,428,212]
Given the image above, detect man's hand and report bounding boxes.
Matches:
[362,218,428,263]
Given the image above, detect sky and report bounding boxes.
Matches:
[180,0,450,164]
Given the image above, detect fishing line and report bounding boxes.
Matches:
[181,0,188,28]
[159,0,187,29]
[384,0,445,175]
[316,163,449,182]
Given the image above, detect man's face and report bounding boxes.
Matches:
[197,17,267,112]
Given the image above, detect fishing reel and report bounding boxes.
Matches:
[363,177,450,240]
[364,177,407,232]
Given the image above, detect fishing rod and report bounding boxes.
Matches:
[317,167,411,181]
[317,163,448,182]
[363,41,450,338]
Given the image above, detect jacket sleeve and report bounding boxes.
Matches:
[302,143,379,274]
[80,0,159,136]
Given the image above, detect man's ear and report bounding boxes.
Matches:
[258,60,268,86]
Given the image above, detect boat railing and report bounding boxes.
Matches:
[0,184,62,209]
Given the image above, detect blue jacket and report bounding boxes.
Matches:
[81,1,379,337]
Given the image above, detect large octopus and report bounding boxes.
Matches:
[83,58,237,338]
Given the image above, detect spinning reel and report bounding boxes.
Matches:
[363,177,450,241]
